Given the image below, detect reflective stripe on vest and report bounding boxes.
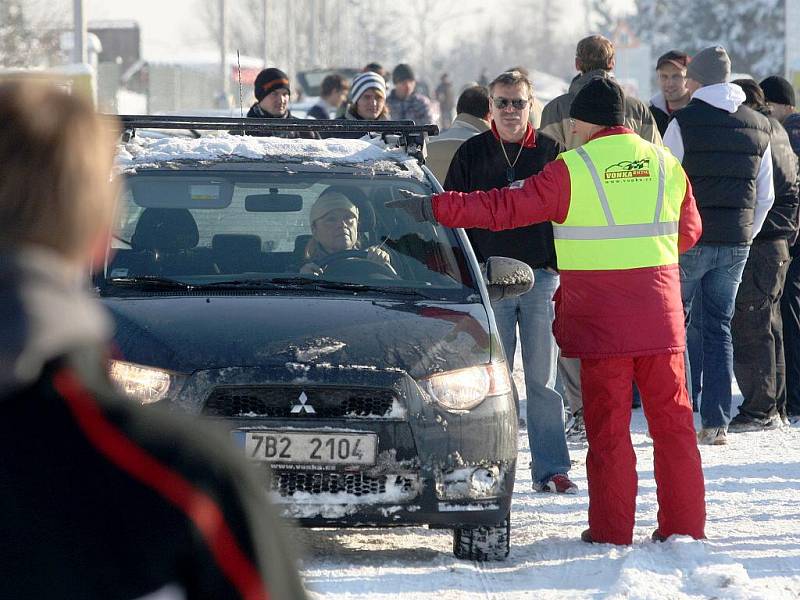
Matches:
[553,134,686,271]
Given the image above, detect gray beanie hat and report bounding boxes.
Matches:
[687,46,731,85]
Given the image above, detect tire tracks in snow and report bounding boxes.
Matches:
[471,560,503,599]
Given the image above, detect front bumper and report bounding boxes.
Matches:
[177,363,518,528]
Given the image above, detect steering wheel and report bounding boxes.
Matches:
[316,249,398,279]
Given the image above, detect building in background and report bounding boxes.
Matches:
[610,20,651,101]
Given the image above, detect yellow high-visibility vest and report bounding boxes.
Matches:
[554,133,687,271]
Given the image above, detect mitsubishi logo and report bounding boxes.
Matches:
[290,391,316,414]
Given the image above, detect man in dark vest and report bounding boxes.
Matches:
[761,75,800,423]
[728,79,800,430]
[663,46,775,445]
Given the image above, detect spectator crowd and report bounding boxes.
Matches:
[2,26,800,598]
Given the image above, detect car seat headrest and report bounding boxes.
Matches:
[131,208,199,252]
[212,234,262,255]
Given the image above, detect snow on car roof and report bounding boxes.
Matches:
[116,132,425,180]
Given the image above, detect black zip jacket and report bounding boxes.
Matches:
[443,128,564,269]
[758,115,800,241]
[243,104,319,139]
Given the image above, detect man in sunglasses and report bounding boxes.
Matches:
[390,77,706,546]
[443,70,577,495]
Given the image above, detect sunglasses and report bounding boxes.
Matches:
[492,97,529,110]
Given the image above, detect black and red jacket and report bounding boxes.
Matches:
[0,347,307,600]
[434,127,703,359]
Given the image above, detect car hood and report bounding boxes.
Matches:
[102,295,493,379]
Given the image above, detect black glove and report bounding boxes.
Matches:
[385,189,437,223]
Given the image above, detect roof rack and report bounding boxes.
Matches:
[111,115,439,164]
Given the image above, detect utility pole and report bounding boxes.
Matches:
[262,0,268,67]
[309,0,318,68]
[72,0,87,64]
[219,0,229,105]
[786,0,796,79]
[286,2,295,79]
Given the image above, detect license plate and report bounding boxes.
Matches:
[243,430,377,465]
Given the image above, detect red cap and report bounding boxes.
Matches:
[656,50,690,71]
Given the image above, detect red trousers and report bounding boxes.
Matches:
[581,352,706,545]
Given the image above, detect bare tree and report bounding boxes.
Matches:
[1,0,66,67]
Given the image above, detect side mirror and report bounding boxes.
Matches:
[484,257,535,302]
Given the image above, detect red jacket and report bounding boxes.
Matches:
[433,127,702,359]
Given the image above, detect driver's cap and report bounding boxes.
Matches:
[310,192,359,223]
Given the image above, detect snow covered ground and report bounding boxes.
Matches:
[297,353,800,599]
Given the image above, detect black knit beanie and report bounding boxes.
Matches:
[570,77,626,127]
[760,76,796,106]
[254,68,290,101]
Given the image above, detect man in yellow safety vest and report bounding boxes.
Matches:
[389,77,707,545]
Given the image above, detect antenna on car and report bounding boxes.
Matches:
[237,50,244,118]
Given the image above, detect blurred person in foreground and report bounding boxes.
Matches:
[426,85,491,183]
[728,79,799,431]
[390,77,706,545]
[307,73,349,120]
[443,70,576,495]
[0,80,307,600]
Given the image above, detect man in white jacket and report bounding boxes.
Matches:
[662,46,775,445]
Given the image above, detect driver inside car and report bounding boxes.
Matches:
[300,191,395,276]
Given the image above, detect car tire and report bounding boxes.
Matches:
[452,512,510,561]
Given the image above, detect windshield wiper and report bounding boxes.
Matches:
[105,276,192,290]
[270,277,429,297]
[190,278,303,290]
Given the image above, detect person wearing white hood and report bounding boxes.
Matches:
[663,46,775,445]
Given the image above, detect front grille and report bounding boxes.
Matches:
[203,386,398,418]
[270,470,419,499]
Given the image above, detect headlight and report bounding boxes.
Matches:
[421,362,512,412]
[109,360,175,405]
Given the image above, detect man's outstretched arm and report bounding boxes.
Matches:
[390,160,571,231]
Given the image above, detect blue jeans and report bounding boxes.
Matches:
[492,268,570,483]
[680,245,750,428]
[687,290,703,409]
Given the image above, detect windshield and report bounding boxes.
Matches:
[99,171,477,300]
